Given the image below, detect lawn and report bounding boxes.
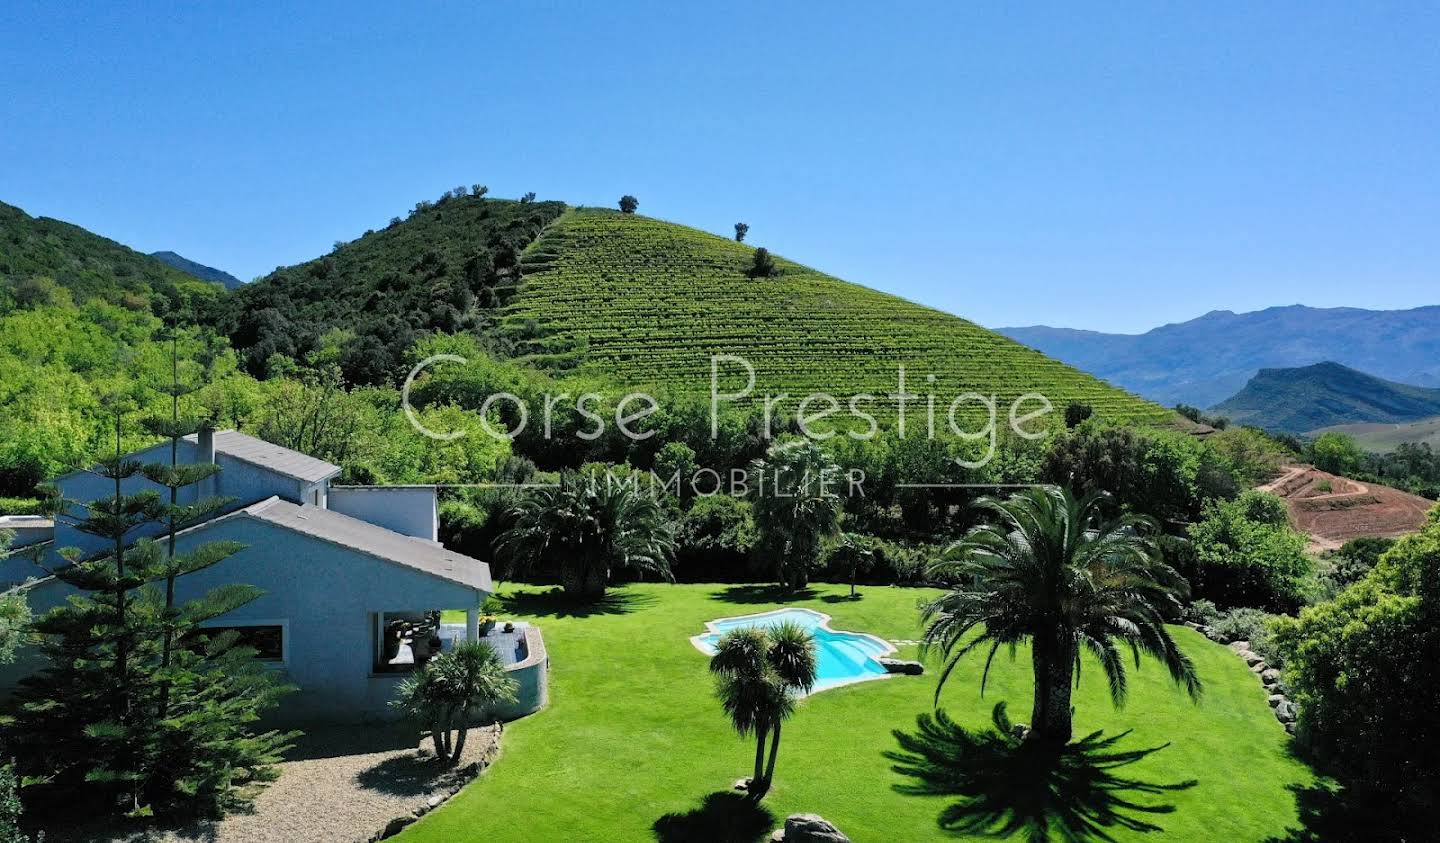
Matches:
[408,583,1312,842]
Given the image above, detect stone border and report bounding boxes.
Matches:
[1184,622,1297,734]
[370,722,504,841]
[688,606,897,695]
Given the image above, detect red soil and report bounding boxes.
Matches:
[1258,465,1433,551]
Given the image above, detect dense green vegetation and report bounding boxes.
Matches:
[506,209,1170,426]
[0,200,220,314]
[1271,509,1440,839]
[1213,361,1440,433]
[397,584,1312,842]
[210,191,565,384]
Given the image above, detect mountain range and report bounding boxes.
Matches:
[1211,362,1440,433]
[999,305,1440,409]
[149,250,244,289]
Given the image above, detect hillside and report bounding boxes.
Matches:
[212,192,566,383]
[1000,304,1440,407]
[1212,362,1440,433]
[0,199,219,312]
[1312,416,1440,453]
[505,209,1168,424]
[150,250,244,289]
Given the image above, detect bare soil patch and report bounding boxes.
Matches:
[1259,465,1432,551]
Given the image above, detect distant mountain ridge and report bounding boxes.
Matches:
[1212,361,1440,433]
[149,250,244,289]
[0,199,218,310]
[999,304,1440,408]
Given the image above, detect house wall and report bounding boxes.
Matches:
[53,442,310,559]
[0,516,484,725]
[0,517,53,549]
[328,487,438,542]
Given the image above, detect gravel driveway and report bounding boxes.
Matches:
[47,723,502,843]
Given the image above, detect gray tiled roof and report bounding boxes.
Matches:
[184,430,341,483]
[243,498,491,592]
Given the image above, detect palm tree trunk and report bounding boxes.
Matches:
[1029,630,1075,744]
[751,723,769,793]
[561,562,585,597]
[430,716,447,759]
[451,715,470,765]
[761,719,783,792]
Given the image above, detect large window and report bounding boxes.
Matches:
[196,621,287,663]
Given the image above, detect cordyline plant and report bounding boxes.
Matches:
[392,641,518,765]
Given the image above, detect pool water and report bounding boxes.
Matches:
[692,607,894,693]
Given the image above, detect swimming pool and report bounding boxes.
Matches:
[690,607,895,693]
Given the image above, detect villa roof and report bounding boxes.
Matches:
[240,498,490,592]
[184,430,341,483]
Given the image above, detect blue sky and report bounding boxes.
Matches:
[2,2,1436,333]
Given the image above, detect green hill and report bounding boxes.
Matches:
[0,200,220,312]
[505,208,1167,424]
[1212,361,1440,433]
[213,192,565,382]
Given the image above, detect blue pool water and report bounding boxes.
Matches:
[692,608,893,693]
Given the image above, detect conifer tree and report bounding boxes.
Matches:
[7,341,295,819]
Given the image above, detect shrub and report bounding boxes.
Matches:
[1309,432,1363,476]
[1063,401,1092,429]
[618,195,639,214]
[1331,536,1395,586]
[1270,511,1440,833]
[1184,490,1313,612]
[748,247,777,279]
[734,222,749,242]
[1209,607,1282,666]
[675,495,755,582]
[1184,598,1220,626]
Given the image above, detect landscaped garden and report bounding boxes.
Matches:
[405,582,1312,842]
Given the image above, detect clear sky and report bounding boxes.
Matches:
[2,2,1436,333]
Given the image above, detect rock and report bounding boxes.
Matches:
[1285,721,1296,735]
[1228,640,1250,653]
[782,813,851,843]
[427,794,446,808]
[1202,627,1225,643]
[733,778,752,792]
[771,831,787,843]
[1261,668,1282,684]
[878,658,924,675]
[1268,694,1285,708]
[1275,700,1298,723]
[1241,650,1264,667]
[377,815,416,840]
[1009,723,1031,741]
[1183,621,1202,630]
[1250,661,1268,675]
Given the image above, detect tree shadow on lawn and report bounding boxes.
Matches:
[496,587,657,619]
[886,702,1197,842]
[709,584,818,605]
[652,791,777,843]
[1264,775,1427,842]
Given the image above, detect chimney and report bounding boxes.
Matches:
[197,425,216,465]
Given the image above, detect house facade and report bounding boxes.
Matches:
[0,430,546,724]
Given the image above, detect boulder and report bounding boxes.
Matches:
[1228,640,1250,653]
[1268,694,1286,708]
[1241,650,1265,667]
[1261,668,1282,684]
[780,814,851,843]
[1285,721,1296,735]
[878,658,924,676]
[1275,701,1298,723]
[1250,661,1268,674]
[1010,723,1031,742]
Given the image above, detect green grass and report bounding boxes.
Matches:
[404,583,1312,842]
[506,209,1169,427]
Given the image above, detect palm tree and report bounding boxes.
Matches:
[496,469,676,599]
[921,486,1201,745]
[392,641,518,765]
[749,441,842,591]
[710,622,817,799]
